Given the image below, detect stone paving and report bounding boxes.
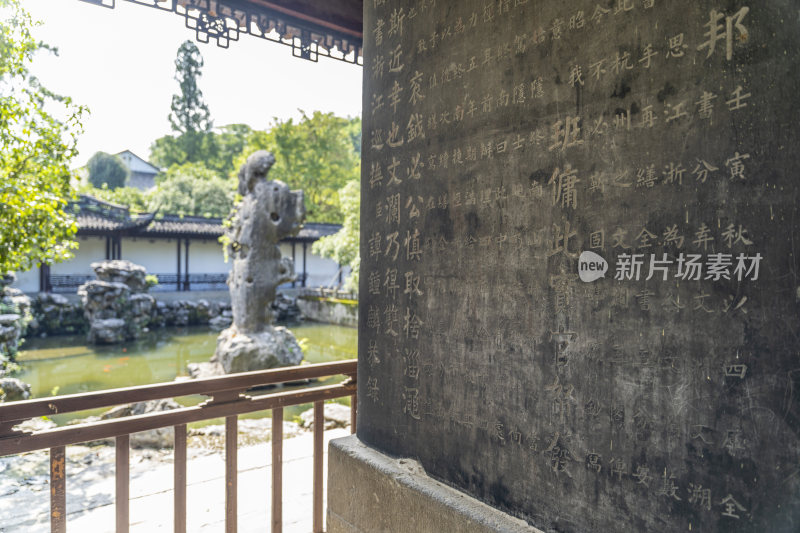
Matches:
[0,428,350,532]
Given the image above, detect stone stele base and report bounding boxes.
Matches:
[327,435,542,533]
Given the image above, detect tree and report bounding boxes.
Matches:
[0,0,86,274]
[150,163,233,218]
[87,151,128,190]
[312,179,360,292]
[162,40,212,164]
[237,112,361,223]
[149,123,252,176]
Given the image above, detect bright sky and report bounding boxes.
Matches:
[25,0,363,167]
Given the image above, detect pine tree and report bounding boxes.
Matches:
[167,40,212,162]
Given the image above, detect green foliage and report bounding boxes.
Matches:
[237,112,361,223]
[87,151,129,190]
[77,182,149,212]
[149,40,215,169]
[312,179,360,292]
[145,274,159,288]
[149,123,252,176]
[166,40,211,160]
[0,0,85,274]
[150,163,233,218]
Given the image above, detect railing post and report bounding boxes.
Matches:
[313,401,324,533]
[225,415,238,533]
[116,434,130,533]
[271,407,283,533]
[174,424,187,533]
[50,446,66,533]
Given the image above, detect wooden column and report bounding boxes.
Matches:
[176,240,182,291]
[183,239,190,291]
[302,242,307,287]
[291,242,296,288]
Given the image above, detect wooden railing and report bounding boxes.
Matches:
[0,360,357,533]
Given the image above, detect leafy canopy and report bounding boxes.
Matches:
[0,0,85,273]
[78,184,149,213]
[238,112,361,223]
[150,123,252,177]
[149,162,233,218]
[87,151,128,190]
[312,179,360,292]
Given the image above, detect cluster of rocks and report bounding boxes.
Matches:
[0,274,33,401]
[151,299,233,330]
[27,292,87,337]
[78,261,156,344]
[0,274,32,359]
[21,293,303,341]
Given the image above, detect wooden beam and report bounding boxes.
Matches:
[1,382,355,456]
[0,360,356,425]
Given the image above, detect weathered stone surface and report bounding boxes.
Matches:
[29,293,87,337]
[297,295,357,327]
[92,259,148,293]
[208,314,232,331]
[300,403,352,430]
[79,260,154,344]
[327,436,539,533]
[0,278,31,368]
[96,399,182,448]
[214,325,303,373]
[205,151,307,375]
[271,293,303,323]
[186,360,226,379]
[358,1,800,531]
[0,377,31,402]
[87,318,126,344]
[226,151,305,333]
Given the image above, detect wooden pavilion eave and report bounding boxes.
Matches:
[78,0,363,63]
[243,0,362,40]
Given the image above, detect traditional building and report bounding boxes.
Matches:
[13,195,344,294]
[116,150,160,191]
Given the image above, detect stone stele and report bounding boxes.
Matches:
[212,151,306,374]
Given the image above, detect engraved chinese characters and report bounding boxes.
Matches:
[359,1,800,532]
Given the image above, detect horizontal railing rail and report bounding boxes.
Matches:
[0,359,358,533]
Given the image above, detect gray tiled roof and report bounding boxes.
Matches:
[74,195,341,241]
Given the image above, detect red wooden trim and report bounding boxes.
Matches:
[246,0,362,39]
[50,446,66,533]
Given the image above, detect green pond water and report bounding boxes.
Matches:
[15,323,358,425]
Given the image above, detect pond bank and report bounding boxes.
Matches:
[13,323,357,425]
